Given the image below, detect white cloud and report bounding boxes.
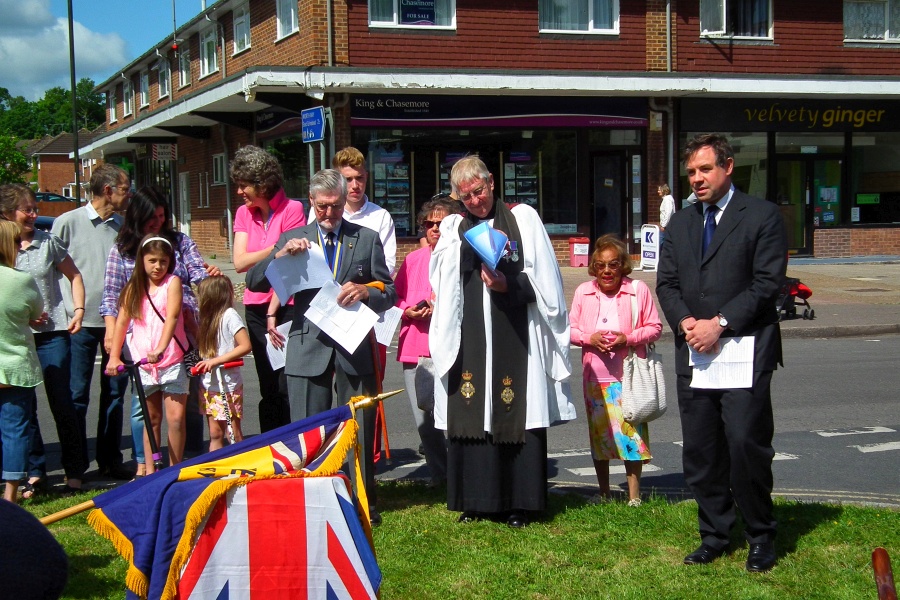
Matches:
[0,13,128,101]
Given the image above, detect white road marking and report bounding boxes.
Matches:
[567,465,662,477]
[774,453,799,460]
[548,449,593,459]
[849,441,900,453]
[814,427,896,437]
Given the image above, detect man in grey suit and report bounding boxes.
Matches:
[246,169,396,525]
[657,134,787,572]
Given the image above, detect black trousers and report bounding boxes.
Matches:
[677,372,777,549]
[244,303,291,433]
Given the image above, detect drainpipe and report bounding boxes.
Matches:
[666,0,672,72]
[327,0,334,67]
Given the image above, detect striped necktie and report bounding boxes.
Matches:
[325,232,336,269]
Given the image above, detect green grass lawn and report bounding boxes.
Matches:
[26,482,899,599]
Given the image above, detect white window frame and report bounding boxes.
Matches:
[538,0,619,34]
[179,49,191,88]
[844,0,900,41]
[368,0,457,29]
[276,0,299,39]
[108,89,117,123]
[156,59,170,99]
[699,0,773,38]
[212,154,227,185]
[139,70,150,108]
[200,26,219,78]
[233,3,251,54]
[123,80,134,116]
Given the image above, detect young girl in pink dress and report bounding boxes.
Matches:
[106,235,188,474]
[569,235,662,505]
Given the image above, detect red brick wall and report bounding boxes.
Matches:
[814,228,900,257]
[37,156,77,196]
[345,0,647,70]
[677,1,900,76]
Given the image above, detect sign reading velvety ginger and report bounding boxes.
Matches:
[681,99,900,132]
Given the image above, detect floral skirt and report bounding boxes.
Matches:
[584,379,651,462]
[202,386,244,421]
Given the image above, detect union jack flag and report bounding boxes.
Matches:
[87,405,378,599]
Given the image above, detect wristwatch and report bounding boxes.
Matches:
[717,313,728,328]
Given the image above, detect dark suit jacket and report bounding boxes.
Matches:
[246,220,397,379]
[656,189,788,376]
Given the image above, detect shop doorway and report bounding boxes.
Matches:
[591,152,627,244]
[774,157,842,255]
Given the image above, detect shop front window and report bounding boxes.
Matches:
[265,135,310,202]
[679,132,769,201]
[353,129,578,237]
[851,132,900,224]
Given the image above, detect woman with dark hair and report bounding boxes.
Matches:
[1,184,87,495]
[230,145,306,432]
[101,186,220,475]
[569,234,662,505]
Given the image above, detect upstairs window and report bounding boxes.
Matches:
[276,0,299,39]
[123,80,134,116]
[157,60,170,99]
[108,89,117,123]
[539,0,618,33]
[369,0,456,28]
[179,49,191,87]
[844,0,900,40]
[200,26,218,77]
[700,0,772,37]
[233,4,251,53]
[139,70,150,107]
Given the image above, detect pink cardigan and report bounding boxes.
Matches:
[569,277,662,381]
[394,246,433,364]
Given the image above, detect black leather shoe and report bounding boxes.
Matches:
[684,544,727,565]
[746,542,777,573]
[458,511,478,523]
[506,513,528,529]
[369,509,382,527]
[99,463,136,480]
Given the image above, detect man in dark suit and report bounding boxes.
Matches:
[656,134,787,573]
[246,169,396,525]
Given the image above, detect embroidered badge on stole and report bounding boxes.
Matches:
[501,375,514,411]
[461,370,475,404]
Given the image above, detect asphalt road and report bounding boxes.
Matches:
[34,332,899,507]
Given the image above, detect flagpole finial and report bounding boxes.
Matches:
[351,389,404,410]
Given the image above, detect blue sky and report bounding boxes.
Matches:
[0,0,208,101]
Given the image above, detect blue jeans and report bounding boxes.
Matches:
[70,326,130,470]
[1,386,35,481]
[26,331,88,480]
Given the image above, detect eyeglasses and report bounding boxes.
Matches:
[459,185,486,202]
[430,192,451,201]
[593,260,622,271]
[422,219,443,229]
[17,207,39,216]
[314,202,345,213]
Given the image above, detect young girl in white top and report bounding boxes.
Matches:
[106,235,188,474]
[193,275,251,451]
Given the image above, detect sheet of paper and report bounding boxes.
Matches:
[264,243,334,305]
[689,336,755,389]
[463,222,508,270]
[264,321,292,371]
[374,306,403,346]
[305,281,379,354]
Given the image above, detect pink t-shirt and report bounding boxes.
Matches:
[127,273,187,378]
[233,188,307,306]
[394,246,433,364]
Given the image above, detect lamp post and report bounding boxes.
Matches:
[67,0,81,201]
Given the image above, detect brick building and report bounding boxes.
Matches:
[80,0,900,262]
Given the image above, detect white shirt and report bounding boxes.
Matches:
[310,195,396,274]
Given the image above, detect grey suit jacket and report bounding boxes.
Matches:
[656,189,788,376]
[246,220,397,378]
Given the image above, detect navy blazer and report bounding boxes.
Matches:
[246,220,397,379]
[656,189,788,376]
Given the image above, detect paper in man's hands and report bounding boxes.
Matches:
[464,222,509,270]
[689,336,755,389]
[265,321,292,370]
[264,242,334,305]
[305,280,379,353]
[374,306,403,346]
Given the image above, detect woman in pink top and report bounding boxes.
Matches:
[569,235,662,506]
[394,196,459,485]
[231,146,307,433]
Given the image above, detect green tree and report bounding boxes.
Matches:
[0,134,29,184]
[0,78,104,139]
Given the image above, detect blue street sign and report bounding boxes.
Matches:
[301,106,326,143]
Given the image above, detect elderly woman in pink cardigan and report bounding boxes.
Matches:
[569,234,662,506]
[393,196,460,486]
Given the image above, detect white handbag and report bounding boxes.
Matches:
[620,294,667,424]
